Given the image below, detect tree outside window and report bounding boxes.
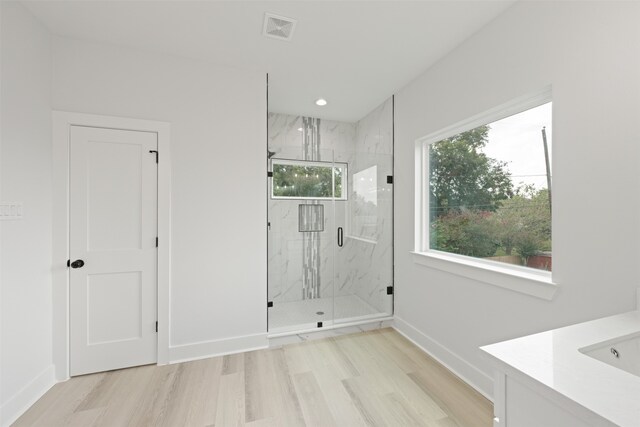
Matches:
[427,103,552,271]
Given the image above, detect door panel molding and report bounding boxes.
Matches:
[69,126,157,375]
[53,111,171,380]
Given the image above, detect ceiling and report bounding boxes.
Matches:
[23,0,515,122]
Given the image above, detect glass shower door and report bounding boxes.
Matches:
[333,151,393,324]
[267,143,337,333]
[333,98,394,324]
[267,99,393,334]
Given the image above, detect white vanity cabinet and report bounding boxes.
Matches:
[490,371,615,427]
[481,310,640,427]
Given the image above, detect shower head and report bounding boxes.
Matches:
[268,149,277,159]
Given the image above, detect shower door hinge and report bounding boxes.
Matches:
[317,321,323,328]
[155,321,158,332]
[149,150,159,163]
[386,175,393,184]
[387,286,394,295]
[267,301,273,308]
[267,171,273,177]
[156,237,158,248]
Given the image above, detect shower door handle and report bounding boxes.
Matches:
[337,227,344,247]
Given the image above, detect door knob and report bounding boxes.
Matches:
[70,259,85,269]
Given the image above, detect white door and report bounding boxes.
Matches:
[69,125,158,376]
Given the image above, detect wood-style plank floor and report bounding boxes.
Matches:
[14,328,492,427]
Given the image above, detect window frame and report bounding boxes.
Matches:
[270,158,348,201]
[413,88,557,300]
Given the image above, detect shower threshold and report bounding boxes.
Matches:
[268,294,389,335]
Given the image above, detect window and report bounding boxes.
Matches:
[271,159,347,200]
[418,97,552,275]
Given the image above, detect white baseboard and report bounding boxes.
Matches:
[168,333,269,364]
[0,364,56,427]
[392,317,493,400]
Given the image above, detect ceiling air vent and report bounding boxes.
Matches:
[263,13,297,41]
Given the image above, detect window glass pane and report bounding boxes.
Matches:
[272,161,346,200]
[428,102,552,271]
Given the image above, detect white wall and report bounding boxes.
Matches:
[0,2,55,425]
[52,38,267,358]
[394,1,640,397]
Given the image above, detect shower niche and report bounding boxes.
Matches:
[267,98,393,334]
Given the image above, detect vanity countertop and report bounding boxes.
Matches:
[480,310,640,427]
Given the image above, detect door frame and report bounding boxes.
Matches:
[52,111,171,380]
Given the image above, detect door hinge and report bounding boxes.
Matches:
[267,171,273,178]
[386,175,393,184]
[149,150,159,163]
[267,301,273,308]
[387,286,394,295]
[156,237,159,248]
[155,321,158,332]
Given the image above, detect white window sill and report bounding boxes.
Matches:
[411,251,557,300]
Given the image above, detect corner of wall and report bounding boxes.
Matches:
[1,1,55,423]
[0,365,56,427]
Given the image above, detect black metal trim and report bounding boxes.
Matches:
[391,95,395,316]
[156,237,158,248]
[155,321,158,332]
[387,286,394,295]
[267,171,273,177]
[317,321,323,328]
[149,150,158,163]
[266,73,270,331]
[387,175,393,184]
[67,259,70,267]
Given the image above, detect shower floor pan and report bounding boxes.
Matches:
[268,294,384,334]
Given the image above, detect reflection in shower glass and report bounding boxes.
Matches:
[351,166,378,241]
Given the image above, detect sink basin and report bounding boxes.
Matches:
[579,331,640,377]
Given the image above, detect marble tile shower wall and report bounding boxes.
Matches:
[268,114,355,304]
[267,97,393,316]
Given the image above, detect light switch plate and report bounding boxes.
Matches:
[0,202,23,220]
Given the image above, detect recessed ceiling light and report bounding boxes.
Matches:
[315,98,328,106]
